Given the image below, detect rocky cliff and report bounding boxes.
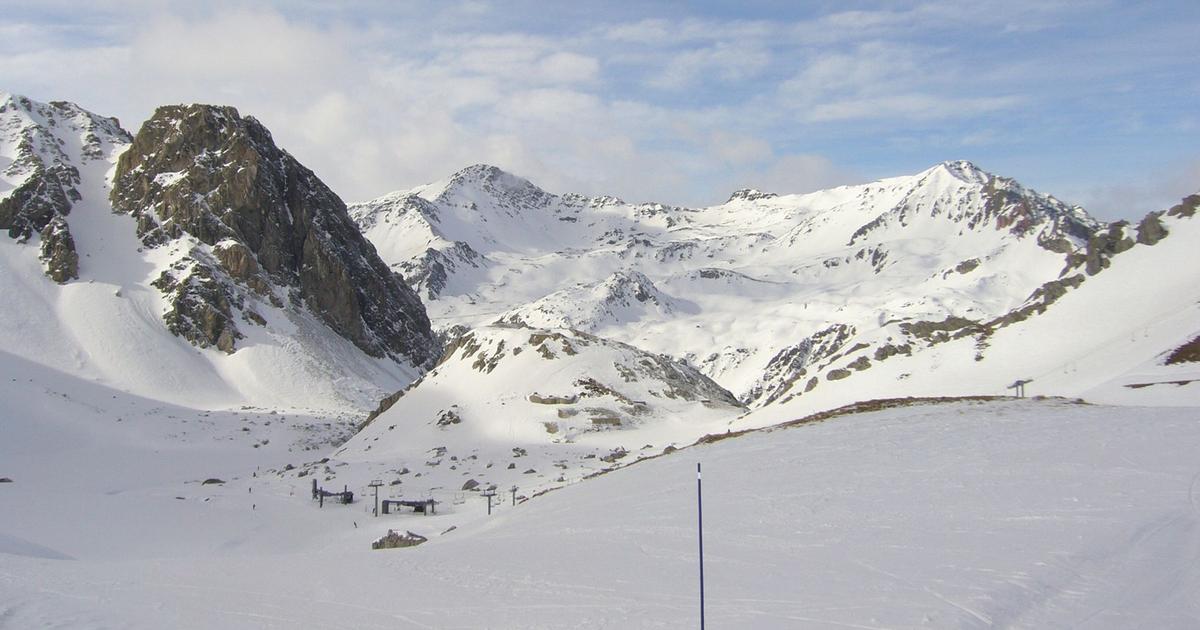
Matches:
[110,104,437,363]
[0,93,130,282]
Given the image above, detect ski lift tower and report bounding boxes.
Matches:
[481,487,497,515]
[1008,379,1033,398]
[368,479,383,516]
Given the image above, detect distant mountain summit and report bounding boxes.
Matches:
[499,270,687,331]
[844,160,1099,250]
[351,160,1199,414]
[418,163,558,211]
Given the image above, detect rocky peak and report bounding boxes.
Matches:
[926,160,990,185]
[601,270,664,304]
[497,270,682,332]
[849,160,1100,250]
[0,93,131,282]
[430,163,557,211]
[110,103,438,364]
[727,188,778,203]
[561,192,626,208]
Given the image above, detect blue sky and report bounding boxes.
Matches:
[1,0,1197,219]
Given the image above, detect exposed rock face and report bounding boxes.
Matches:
[151,255,242,353]
[402,242,487,299]
[1167,194,1199,219]
[847,161,1099,253]
[0,93,130,281]
[1079,223,1136,275]
[38,216,79,283]
[744,323,857,406]
[727,188,779,202]
[1136,212,1168,245]
[371,529,427,549]
[110,104,437,363]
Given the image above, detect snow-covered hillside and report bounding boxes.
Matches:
[0,94,429,412]
[4,90,1200,629]
[292,324,744,505]
[344,162,1200,502]
[350,160,1158,411]
[4,397,1198,628]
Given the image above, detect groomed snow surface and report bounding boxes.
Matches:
[3,393,1198,628]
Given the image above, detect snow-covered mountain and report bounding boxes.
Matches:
[0,94,435,411]
[350,159,1198,419]
[0,93,130,281]
[291,323,745,501]
[5,91,1200,628]
[497,270,690,330]
[6,90,1197,487]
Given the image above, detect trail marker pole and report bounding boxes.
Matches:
[511,485,518,506]
[698,462,705,630]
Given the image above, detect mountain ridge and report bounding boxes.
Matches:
[0,94,437,411]
[350,157,1145,410]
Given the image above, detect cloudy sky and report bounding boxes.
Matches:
[2,1,1197,219]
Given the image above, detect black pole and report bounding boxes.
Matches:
[698,462,705,630]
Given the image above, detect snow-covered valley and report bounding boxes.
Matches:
[2,91,1199,628]
[4,397,1198,628]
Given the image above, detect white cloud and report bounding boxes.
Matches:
[1067,159,1200,221]
[647,41,770,90]
[133,10,348,83]
[1,0,1191,216]
[777,41,1023,123]
[740,154,862,196]
[538,52,600,84]
[806,94,1023,123]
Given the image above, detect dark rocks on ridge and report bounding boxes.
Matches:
[110,104,438,364]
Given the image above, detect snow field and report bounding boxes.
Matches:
[3,398,1198,628]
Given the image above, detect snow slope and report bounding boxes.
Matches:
[4,93,1199,629]
[302,324,744,507]
[3,397,1198,628]
[350,161,1107,405]
[0,94,420,412]
[740,204,1200,428]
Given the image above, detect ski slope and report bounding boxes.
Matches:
[3,397,1197,628]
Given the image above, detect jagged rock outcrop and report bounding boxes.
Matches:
[399,242,487,299]
[0,93,130,281]
[1070,222,1136,276]
[151,254,243,353]
[1136,212,1168,245]
[110,104,437,363]
[371,529,427,549]
[728,188,779,202]
[38,216,79,283]
[1167,194,1199,219]
[744,324,857,406]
